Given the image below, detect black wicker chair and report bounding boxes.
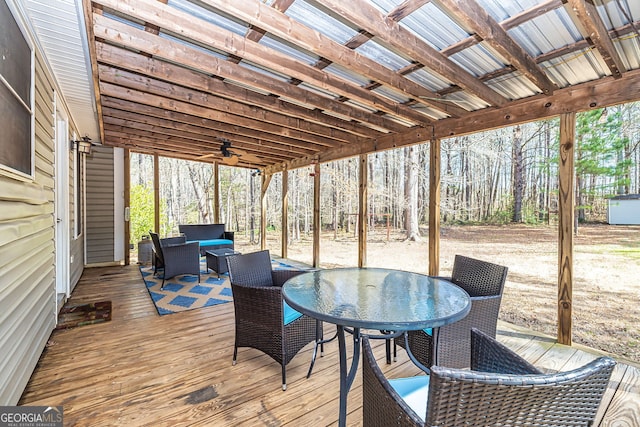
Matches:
[394,254,508,368]
[226,250,318,391]
[363,328,616,426]
[149,231,200,289]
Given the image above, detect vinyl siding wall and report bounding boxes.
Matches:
[86,146,116,265]
[0,49,56,404]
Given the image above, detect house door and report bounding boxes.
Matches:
[54,106,70,309]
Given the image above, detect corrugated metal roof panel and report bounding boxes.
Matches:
[404,67,452,92]
[259,34,320,65]
[356,38,412,71]
[287,0,359,45]
[169,0,248,36]
[399,2,470,50]
[486,72,540,100]
[542,49,609,87]
[449,43,505,76]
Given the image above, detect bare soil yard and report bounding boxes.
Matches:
[240,223,640,363]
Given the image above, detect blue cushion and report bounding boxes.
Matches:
[423,328,432,336]
[389,375,430,422]
[188,239,233,247]
[283,301,303,325]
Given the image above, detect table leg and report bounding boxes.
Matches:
[337,325,360,427]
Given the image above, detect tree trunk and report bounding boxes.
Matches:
[512,125,525,223]
[404,146,421,241]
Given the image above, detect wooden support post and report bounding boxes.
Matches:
[429,139,441,276]
[313,163,320,268]
[213,162,220,224]
[558,112,576,346]
[153,153,160,233]
[358,154,368,268]
[124,148,130,266]
[282,169,288,258]
[260,173,271,251]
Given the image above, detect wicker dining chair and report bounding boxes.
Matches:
[394,254,508,368]
[226,250,318,391]
[149,231,201,289]
[364,328,616,427]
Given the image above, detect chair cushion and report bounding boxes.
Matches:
[283,301,303,325]
[423,328,432,336]
[389,375,430,422]
[188,239,233,247]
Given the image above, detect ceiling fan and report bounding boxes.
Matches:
[196,139,261,166]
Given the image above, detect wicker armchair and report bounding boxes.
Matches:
[394,254,508,368]
[226,250,318,391]
[363,328,616,426]
[149,231,201,289]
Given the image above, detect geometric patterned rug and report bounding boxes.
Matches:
[139,259,232,315]
[139,257,310,315]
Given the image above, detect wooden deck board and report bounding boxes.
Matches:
[19,264,640,426]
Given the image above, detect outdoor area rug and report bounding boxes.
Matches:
[55,301,112,330]
[139,257,309,315]
[139,259,231,315]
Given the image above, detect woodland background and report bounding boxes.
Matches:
[129,102,640,248]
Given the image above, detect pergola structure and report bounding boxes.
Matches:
[73,0,640,345]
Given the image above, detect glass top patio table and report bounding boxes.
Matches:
[282,267,471,331]
[282,267,471,427]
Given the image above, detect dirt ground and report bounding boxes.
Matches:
[238,223,640,363]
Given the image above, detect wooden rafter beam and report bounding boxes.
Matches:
[100,98,321,154]
[102,108,310,159]
[203,0,465,118]
[95,43,379,139]
[320,0,508,107]
[92,0,429,127]
[98,82,335,149]
[97,65,353,146]
[91,18,407,135]
[436,0,558,95]
[264,67,640,174]
[563,0,626,78]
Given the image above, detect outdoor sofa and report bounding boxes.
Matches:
[178,223,234,255]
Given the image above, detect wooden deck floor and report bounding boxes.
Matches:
[20,264,640,426]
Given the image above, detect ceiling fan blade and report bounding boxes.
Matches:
[241,152,261,163]
[221,155,239,166]
[229,148,261,163]
[195,153,216,160]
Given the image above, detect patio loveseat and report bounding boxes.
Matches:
[178,224,234,255]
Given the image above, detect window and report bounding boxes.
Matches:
[0,0,34,179]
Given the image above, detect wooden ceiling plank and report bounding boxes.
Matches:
[436,0,558,95]
[97,63,358,145]
[563,0,626,78]
[100,98,327,153]
[103,124,284,164]
[91,14,407,134]
[102,109,310,158]
[319,0,508,107]
[99,81,340,150]
[103,44,380,138]
[92,0,429,127]
[202,0,465,117]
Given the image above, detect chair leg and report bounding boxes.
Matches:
[232,345,238,366]
[282,364,287,391]
[161,276,165,290]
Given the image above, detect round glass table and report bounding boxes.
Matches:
[282,267,471,427]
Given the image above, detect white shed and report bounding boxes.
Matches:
[608,194,640,225]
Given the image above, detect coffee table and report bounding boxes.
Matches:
[205,248,239,277]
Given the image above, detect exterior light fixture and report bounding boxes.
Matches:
[70,136,93,155]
